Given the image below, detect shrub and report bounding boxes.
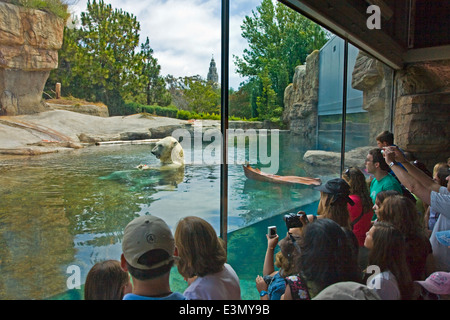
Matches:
[5,0,70,20]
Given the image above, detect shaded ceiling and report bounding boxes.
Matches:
[279,0,450,70]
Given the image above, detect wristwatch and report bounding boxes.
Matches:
[259,290,268,297]
[389,161,396,168]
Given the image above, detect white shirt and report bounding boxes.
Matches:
[183,263,241,300]
[429,186,450,271]
[367,270,400,300]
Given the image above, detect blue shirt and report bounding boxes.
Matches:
[123,292,186,300]
[268,272,286,300]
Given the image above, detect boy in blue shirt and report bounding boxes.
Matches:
[120,215,185,300]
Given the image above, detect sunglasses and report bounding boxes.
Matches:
[344,167,353,177]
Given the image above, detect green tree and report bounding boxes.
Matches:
[229,85,252,119]
[133,37,171,107]
[182,76,220,114]
[77,0,142,114]
[256,66,278,120]
[47,0,156,115]
[234,0,327,119]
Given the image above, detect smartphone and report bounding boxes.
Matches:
[267,226,277,238]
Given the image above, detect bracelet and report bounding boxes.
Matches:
[260,290,268,297]
[389,161,396,168]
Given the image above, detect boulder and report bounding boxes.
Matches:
[0,2,65,116]
[303,146,374,174]
[46,101,110,117]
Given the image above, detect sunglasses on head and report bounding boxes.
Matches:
[344,167,353,177]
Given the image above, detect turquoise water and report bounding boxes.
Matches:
[0,132,322,300]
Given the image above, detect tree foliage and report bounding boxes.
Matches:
[182,76,220,114]
[132,37,171,107]
[234,0,328,120]
[46,0,170,115]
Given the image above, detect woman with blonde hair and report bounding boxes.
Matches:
[378,195,434,281]
[174,216,241,300]
[255,232,300,300]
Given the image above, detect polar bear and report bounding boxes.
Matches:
[137,136,184,170]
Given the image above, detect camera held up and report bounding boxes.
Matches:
[284,213,303,229]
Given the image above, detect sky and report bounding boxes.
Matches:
[68,0,264,90]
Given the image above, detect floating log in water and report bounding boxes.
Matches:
[243,163,322,186]
[95,139,160,146]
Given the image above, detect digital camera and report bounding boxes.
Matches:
[284,213,303,229]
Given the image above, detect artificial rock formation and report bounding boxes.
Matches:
[282,50,320,139]
[0,2,64,115]
[351,51,394,142]
[284,46,449,169]
[394,60,450,167]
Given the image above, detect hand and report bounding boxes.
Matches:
[384,148,396,164]
[299,211,309,226]
[267,234,279,249]
[185,276,198,285]
[385,146,407,163]
[255,275,268,292]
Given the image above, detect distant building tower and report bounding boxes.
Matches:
[207,56,219,87]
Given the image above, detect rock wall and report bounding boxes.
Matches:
[282,50,320,139]
[351,51,394,142]
[283,47,449,169]
[0,2,64,115]
[394,60,450,167]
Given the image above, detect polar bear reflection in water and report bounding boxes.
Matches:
[101,136,185,189]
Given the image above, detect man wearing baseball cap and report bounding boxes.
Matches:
[120,215,185,300]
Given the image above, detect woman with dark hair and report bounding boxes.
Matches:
[342,167,374,270]
[310,178,355,229]
[282,218,361,299]
[378,195,434,280]
[372,189,400,219]
[84,260,132,300]
[174,216,241,300]
[364,222,414,299]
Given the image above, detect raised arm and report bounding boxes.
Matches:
[384,147,439,204]
[262,234,279,276]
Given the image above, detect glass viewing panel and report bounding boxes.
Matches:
[0,0,395,301]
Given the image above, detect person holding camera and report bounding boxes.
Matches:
[256,229,300,300]
[306,178,356,229]
[282,218,361,299]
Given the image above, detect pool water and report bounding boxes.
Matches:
[0,132,323,300]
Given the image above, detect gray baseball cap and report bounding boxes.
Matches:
[122,215,175,270]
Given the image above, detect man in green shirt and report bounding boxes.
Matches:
[366,148,403,219]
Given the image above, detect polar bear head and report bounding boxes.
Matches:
[151,136,185,166]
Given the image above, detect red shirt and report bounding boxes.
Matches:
[348,195,373,247]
